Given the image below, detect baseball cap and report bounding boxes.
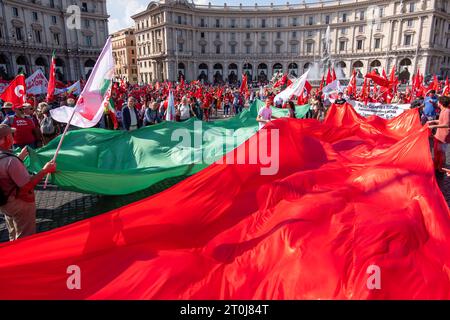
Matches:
[0,124,15,139]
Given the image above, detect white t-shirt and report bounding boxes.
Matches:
[258,107,272,129]
[179,104,191,121]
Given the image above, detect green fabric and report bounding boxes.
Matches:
[26,100,310,195]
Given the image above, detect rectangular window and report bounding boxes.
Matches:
[13,7,18,17]
[201,32,205,38]
[215,19,220,28]
[375,38,381,49]
[277,32,281,39]
[276,45,281,54]
[341,28,347,35]
[231,32,235,40]
[357,39,363,50]
[32,12,38,21]
[246,45,251,54]
[231,45,236,54]
[293,17,298,26]
[325,15,330,25]
[308,16,314,25]
[407,19,414,27]
[246,32,250,39]
[410,2,415,12]
[52,16,57,25]
[216,32,220,39]
[15,27,23,41]
[216,45,221,54]
[277,18,282,28]
[178,43,183,52]
[54,33,61,45]
[291,44,298,54]
[177,16,182,24]
[307,30,313,37]
[261,45,266,54]
[201,45,206,54]
[343,13,347,23]
[261,32,266,40]
[306,43,312,53]
[339,41,345,51]
[200,18,205,27]
[85,19,90,28]
[360,11,365,20]
[262,19,266,28]
[246,19,251,28]
[231,19,236,28]
[292,31,297,38]
[359,25,364,33]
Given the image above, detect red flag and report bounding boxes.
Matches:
[274,74,288,88]
[389,66,398,94]
[326,69,332,85]
[347,70,357,96]
[331,69,337,82]
[365,71,391,88]
[46,51,56,102]
[443,77,450,96]
[304,81,312,94]
[433,75,440,92]
[0,74,26,107]
[319,75,325,92]
[382,68,388,80]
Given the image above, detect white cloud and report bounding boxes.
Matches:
[107,0,147,33]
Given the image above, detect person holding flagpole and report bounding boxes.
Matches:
[0,124,56,241]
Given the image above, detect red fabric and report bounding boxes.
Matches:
[331,69,337,82]
[433,138,446,171]
[365,71,391,88]
[0,75,26,107]
[326,69,332,85]
[274,75,287,88]
[46,54,56,102]
[0,105,449,300]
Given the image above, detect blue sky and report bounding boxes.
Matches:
[107,0,319,33]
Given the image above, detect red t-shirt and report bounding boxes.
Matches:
[435,108,450,143]
[10,116,36,145]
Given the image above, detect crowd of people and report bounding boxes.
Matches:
[0,75,449,242]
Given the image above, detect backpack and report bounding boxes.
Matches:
[0,152,20,206]
[41,117,55,135]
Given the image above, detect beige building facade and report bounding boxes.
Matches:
[132,0,450,84]
[111,27,138,84]
[0,0,109,81]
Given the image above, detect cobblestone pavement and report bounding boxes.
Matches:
[1,113,449,243]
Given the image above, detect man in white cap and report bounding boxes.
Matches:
[0,124,56,241]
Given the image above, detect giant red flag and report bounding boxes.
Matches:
[46,51,56,102]
[443,77,450,96]
[0,74,26,106]
[0,103,449,300]
[365,71,391,88]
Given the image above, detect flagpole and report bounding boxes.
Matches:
[43,36,112,189]
[43,106,77,188]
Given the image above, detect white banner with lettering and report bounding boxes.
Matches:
[350,101,411,120]
[26,69,48,95]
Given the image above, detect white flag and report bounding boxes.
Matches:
[274,70,309,104]
[26,69,48,95]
